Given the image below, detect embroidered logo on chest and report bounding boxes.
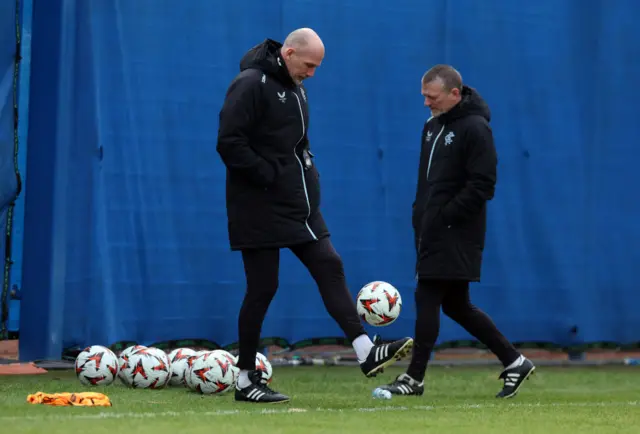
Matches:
[444,131,455,146]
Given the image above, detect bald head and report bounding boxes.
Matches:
[281,28,325,84]
[283,28,324,51]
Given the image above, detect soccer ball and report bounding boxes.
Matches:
[184,350,210,390]
[211,350,239,390]
[168,348,197,387]
[118,345,147,386]
[255,352,273,383]
[188,351,237,394]
[356,281,403,326]
[211,349,238,367]
[75,345,119,386]
[126,347,171,389]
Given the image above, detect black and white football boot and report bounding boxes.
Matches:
[379,373,424,396]
[360,336,414,377]
[235,370,290,404]
[496,356,536,398]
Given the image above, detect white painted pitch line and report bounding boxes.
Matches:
[2,401,638,422]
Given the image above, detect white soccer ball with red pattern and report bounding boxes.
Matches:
[356,281,403,326]
[211,349,238,366]
[75,345,119,386]
[188,351,237,395]
[126,347,171,389]
[117,345,147,386]
[168,348,197,387]
[255,352,273,383]
[184,350,210,390]
[212,349,239,390]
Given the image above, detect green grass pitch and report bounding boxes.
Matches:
[1,365,638,433]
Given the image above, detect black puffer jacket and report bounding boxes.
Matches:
[413,86,497,281]
[216,39,328,250]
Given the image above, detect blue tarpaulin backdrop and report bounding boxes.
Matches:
[14,0,640,361]
[0,0,19,338]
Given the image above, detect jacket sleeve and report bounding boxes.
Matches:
[441,120,497,225]
[412,120,431,228]
[216,73,278,187]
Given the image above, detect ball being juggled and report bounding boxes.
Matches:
[356,281,402,326]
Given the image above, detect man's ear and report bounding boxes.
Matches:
[282,47,295,59]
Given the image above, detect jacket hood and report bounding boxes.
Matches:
[439,85,491,124]
[239,39,296,88]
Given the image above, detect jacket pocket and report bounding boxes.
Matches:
[419,206,447,253]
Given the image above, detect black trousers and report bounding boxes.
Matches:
[407,279,520,382]
[236,237,367,370]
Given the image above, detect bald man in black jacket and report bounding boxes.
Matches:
[217,28,413,404]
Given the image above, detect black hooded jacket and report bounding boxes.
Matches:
[413,86,498,281]
[216,39,328,250]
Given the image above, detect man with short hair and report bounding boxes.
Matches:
[378,65,535,399]
[216,28,413,404]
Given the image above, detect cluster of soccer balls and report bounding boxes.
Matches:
[74,345,272,395]
[75,281,402,390]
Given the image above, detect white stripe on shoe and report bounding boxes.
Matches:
[375,345,390,362]
[247,388,266,401]
[399,384,412,394]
